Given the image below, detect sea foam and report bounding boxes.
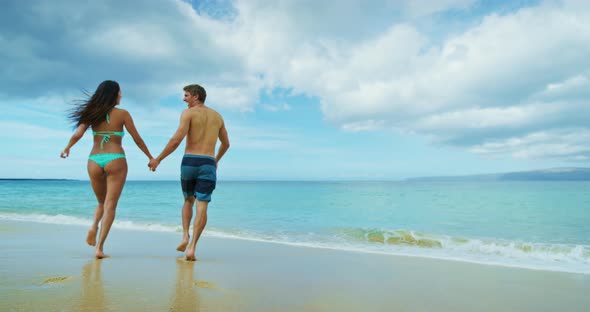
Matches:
[2,212,588,274]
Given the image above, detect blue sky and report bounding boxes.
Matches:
[1,0,589,180]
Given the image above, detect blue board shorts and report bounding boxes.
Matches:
[180,155,217,202]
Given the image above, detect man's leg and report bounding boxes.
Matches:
[177,197,195,252]
[185,200,208,261]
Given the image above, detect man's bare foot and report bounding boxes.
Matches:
[95,250,110,259]
[86,227,98,246]
[176,237,189,252]
[185,248,197,261]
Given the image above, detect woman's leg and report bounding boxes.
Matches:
[95,158,128,259]
[87,161,107,246]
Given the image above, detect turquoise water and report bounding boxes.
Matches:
[1,180,589,273]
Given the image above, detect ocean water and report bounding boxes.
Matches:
[1,180,589,274]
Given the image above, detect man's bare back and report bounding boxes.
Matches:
[184,106,224,157]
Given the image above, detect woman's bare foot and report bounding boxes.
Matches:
[176,236,190,252]
[86,227,98,246]
[95,250,110,259]
[185,248,197,261]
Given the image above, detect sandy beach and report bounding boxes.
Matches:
[1,220,589,311]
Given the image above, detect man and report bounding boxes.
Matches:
[149,84,230,261]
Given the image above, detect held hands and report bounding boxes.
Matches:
[148,158,160,172]
[60,148,70,158]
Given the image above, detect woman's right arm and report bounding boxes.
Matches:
[61,123,89,158]
[123,110,154,160]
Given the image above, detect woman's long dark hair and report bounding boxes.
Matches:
[68,80,120,128]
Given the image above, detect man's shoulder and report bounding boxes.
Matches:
[181,107,198,117]
[198,106,223,121]
[185,106,223,122]
[207,107,224,120]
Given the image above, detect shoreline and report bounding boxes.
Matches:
[2,220,589,311]
[1,214,588,275]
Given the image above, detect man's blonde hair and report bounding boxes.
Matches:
[183,84,207,102]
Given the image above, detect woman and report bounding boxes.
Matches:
[61,80,153,258]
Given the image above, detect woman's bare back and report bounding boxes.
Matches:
[90,108,126,154]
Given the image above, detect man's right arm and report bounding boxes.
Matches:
[149,110,191,170]
[215,121,230,166]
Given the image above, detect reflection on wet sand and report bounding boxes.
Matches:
[78,259,107,311]
[170,258,200,312]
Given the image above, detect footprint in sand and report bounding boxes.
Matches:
[41,276,74,285]
[194,280,219,290]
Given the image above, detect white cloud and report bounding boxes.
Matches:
[262,103,291,112]
[341,120,386,132]
[536,73,590,100]
[215,0,590,160]
[0,0,252,108]
[206,83,261,112]
[83,24,180,60]
[3,0,590,162]
[470,128,590,160]
[0,121,71,139]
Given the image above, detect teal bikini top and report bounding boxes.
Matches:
[93,113,124,149]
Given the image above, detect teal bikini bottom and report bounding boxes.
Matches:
[88,153,126,169]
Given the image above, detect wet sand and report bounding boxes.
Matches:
[1,220,589,311]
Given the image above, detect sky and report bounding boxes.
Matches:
[1,0,589,181]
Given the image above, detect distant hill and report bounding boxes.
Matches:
[406,168,590,181]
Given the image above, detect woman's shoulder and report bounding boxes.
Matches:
[111,107,128,113]
[111,107,130,116]
[109,108,130,125]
